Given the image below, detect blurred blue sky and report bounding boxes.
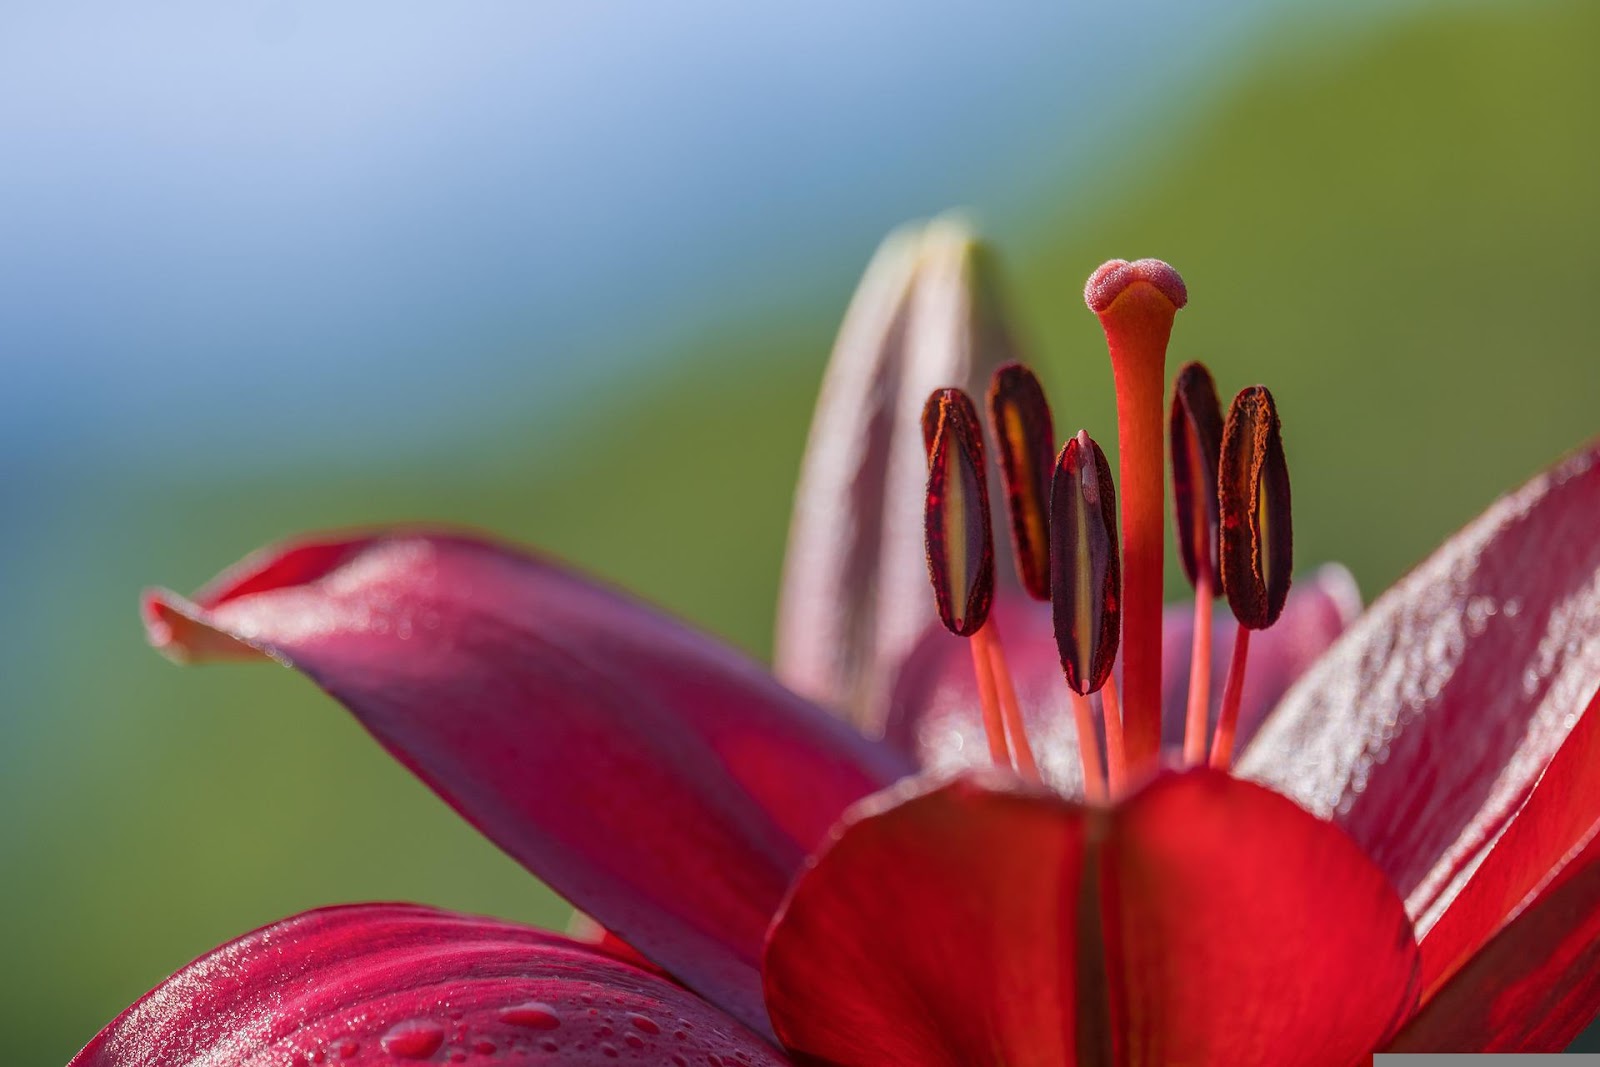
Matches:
[0,0,1416,478]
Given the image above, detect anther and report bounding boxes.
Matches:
[924,387,1036,775]
[923,388,995,638]
[1086,258,1186,775]
[1209,385,1293,768]
[1169,361,1224,764]
[1050,430,1121,800]
[986,362,1055,601]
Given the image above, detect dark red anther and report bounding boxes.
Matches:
[986,362,1055,601]
[922,388,995,637]
[1218,385,1293,629]
[1050,429,1120,694]
[1169,361,1224,593]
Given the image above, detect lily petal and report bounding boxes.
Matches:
[72,903,791,1066]
[774,217,1024,729]
[143,530,912,1034]
[1240,442,1600,928]
[762,769,1417,1066]
[1415,683,1600,996]
[885,568,1358,792]
[1387,829,1600,1052]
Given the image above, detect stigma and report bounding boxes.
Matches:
[919,259,1295,800]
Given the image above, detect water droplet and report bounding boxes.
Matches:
[600,1043,619,1059]
[500,1002,561,1029]
[625,1034,645,1049]
[382,1020,445,1059]
[539,1040,560,1053]
[331,1037,360,1059]
[628,1013,660,1035]
[473,1039,497,1055]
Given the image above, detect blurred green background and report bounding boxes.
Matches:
[4,0,1598,1060]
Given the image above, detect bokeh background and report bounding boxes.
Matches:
[4,0,1598,1059]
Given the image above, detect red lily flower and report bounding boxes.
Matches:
[77,221,1600,1065]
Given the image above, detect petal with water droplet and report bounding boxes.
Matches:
[71,904,791,1067]
[143,530,911,1035]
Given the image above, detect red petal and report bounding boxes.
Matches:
[72,903,791,1066]
[1105,771,1418,1065]
[1388,829,1600,1052]
[144,530,912,1034]
[1416,684,1600,995]
[1240,443,1600,926]
[762,770,1417,1066]
[885,569,1357,790]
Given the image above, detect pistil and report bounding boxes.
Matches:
[1085,260,1187,775]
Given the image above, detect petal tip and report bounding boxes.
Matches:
[142,587,262,664]
[1310,562,1363,626]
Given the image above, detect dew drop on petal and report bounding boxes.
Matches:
[381,1020,445,1059]
[500,1002,562,1029]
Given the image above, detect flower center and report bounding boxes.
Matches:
[921,259,1294,799]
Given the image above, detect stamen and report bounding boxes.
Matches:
[1217,386,1293,629]
[1050,430,1121,800]
[921,387,1011,769]
[1072,690,1107,803]
[1209,629,1251,770]
[973,620,1042,782]
[1085,259,1187,774]
[1169,361,1224,765]
[1100,675,1127,797]
[922,388,996,638]
[966,624,1012,768]
[1210,385,1293,769]
[986,362,1055,600]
